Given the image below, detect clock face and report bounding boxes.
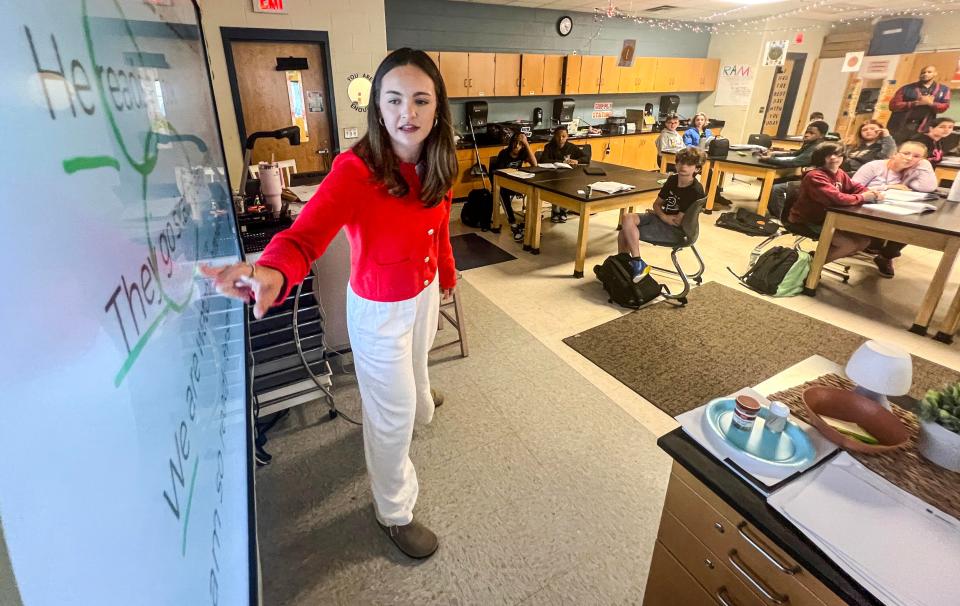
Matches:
[558,16,573,36]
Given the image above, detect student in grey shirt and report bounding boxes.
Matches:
[656,114,685,153]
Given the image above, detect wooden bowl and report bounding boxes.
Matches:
[801,386,911,453]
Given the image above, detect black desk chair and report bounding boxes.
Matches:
[640,196,707,305]
[752,181,851,282]
[747,133,772,148]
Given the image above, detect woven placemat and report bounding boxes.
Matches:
[769,374,960,521]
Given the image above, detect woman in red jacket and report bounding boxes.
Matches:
[789,142,885,262]
[201,48,458,559]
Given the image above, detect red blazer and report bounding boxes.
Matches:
[789,167,867,226]
[257,150,456,303]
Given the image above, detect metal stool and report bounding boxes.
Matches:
[433,284,469,357]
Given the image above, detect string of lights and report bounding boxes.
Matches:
[590,1,960,36]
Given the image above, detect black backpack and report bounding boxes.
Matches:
[715,208,779,237]
[732,246,805,296]
[594,253,662,309]
[460,187,493,230]
[707,137,729,159]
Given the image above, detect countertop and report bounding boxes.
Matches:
[456,130,661,150]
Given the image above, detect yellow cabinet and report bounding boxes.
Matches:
[654,57,684,92]
[426,51,440,68]
[914,51,960,86]
[605,137,625,165]
[621,135,659,170]
[542,55,564,96]
[564,55,582,95]
[520,54,544,96]
[438,52,496,98]
[635,57,659,92]
[698,58,719,91]
[599,56,621,94]
[439,52,470,98]
[587,137,609,164]
[578,55,602,94]
[494,53,521,97]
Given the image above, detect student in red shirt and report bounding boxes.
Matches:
[201,49,457,559]
[789,142,885,263]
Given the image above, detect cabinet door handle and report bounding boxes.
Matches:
[736,522,800,575]
[715,588,738,606]
[727,550,789,605]
[464,78,468,88]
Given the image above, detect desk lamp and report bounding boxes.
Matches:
[845,340,913,410]
[237,126,301,199]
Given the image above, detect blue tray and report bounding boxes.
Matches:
[704,398,815,468]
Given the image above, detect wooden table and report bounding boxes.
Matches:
[492,163,662,278]
[804,199,960,335]
[705,154,801,215]
[772,136,804,151]
[935,163,958,184]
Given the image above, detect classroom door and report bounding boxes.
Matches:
[229,40,335,174]
[762,53,807,138]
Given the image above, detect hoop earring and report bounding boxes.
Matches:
[434,118,439,128]
[379,116,384,126]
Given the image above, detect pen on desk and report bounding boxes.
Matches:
[925,507,959,528]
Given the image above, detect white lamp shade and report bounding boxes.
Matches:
[845,340,913,396]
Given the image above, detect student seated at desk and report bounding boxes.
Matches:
[683,113,713,147]
[656,114,685,153]
[844,120,897,173]
[618,147,706,281]
[540,125,584,223]
[911,117,956,167]
[788,142,884,264]
[757,121,829,167]
[852,140,937,278]
[495,131,538,241]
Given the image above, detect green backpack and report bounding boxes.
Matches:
[734,246,811,297]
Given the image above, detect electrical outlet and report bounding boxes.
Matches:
[344,127,359,139]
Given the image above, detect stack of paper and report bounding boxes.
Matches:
[500,168,535,179]
[939,156,960,167]
[866,200,936,216]
[730,144,767,152]
[589,181,635,194]
[881,189,938,202]
[769,453,960,605]
[536,162,572,169]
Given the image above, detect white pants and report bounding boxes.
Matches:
[346,278,440,526]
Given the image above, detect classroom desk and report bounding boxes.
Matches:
[772,136,804,151]
[705,154,801,215]
[658,150,713,189]
[493,163,662,277]
[804,199,960,335]
[936,163,958,184]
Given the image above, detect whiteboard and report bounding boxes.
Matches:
[0,1,255,605]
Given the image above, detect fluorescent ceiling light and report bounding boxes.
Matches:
[729,0,785,5]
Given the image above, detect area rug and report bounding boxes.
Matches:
[451,233,516,271]
[563,282,960,417]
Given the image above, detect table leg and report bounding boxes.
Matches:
[756,170,775,217]
[659,154,669,174]
[911,238,960,335]
[803,212,837,296]
[529,191,543,255]
[523,188,536,251]
[935,282,960,343]
[491,176,502,233]
[699,160,712,193]
[706,168,723,213]
[573,207,591,278]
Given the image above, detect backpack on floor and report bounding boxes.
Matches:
[594,253,662,309]
[715,208,779,237]
[460,187,493,230]
[731,246,810,297]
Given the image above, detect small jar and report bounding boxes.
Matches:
[766,401,790,434]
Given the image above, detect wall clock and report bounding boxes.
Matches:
[557,16,573,37]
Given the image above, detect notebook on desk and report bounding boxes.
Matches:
[583,165,606,176]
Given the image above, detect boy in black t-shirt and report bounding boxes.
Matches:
[617,147,707,281]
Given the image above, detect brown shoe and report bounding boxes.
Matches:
[431,388,444,408]
[874,256,895,278]
[378,519,439,559]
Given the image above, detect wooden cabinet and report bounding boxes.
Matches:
[426,51,440,68]
[620,135,659,170]
[494,53,521,97]
[605,137,624,165]
[643,542,717,606]
[542,55,564,96]
[698,58,720,91]
[578,55,603,94]
[453,147,499,199]
[914,51,960,86]
[599,55,621,94]
[654,57,683,92]
[520,54,544,96]
[618,57,657,93]
[586,137,609,164]
[439,52,470,98]
[564,55,582,95]
[438,52,495,98]
[644,463,848,606]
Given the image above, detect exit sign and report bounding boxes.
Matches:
[252,0,286,13]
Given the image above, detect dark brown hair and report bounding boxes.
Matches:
[675,146,706,168]
[855,119,886,146]
[353,48,457,207]
[811,142,845,167]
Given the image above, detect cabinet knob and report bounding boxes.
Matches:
[714,522,725,533]
[704,558,715,570]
